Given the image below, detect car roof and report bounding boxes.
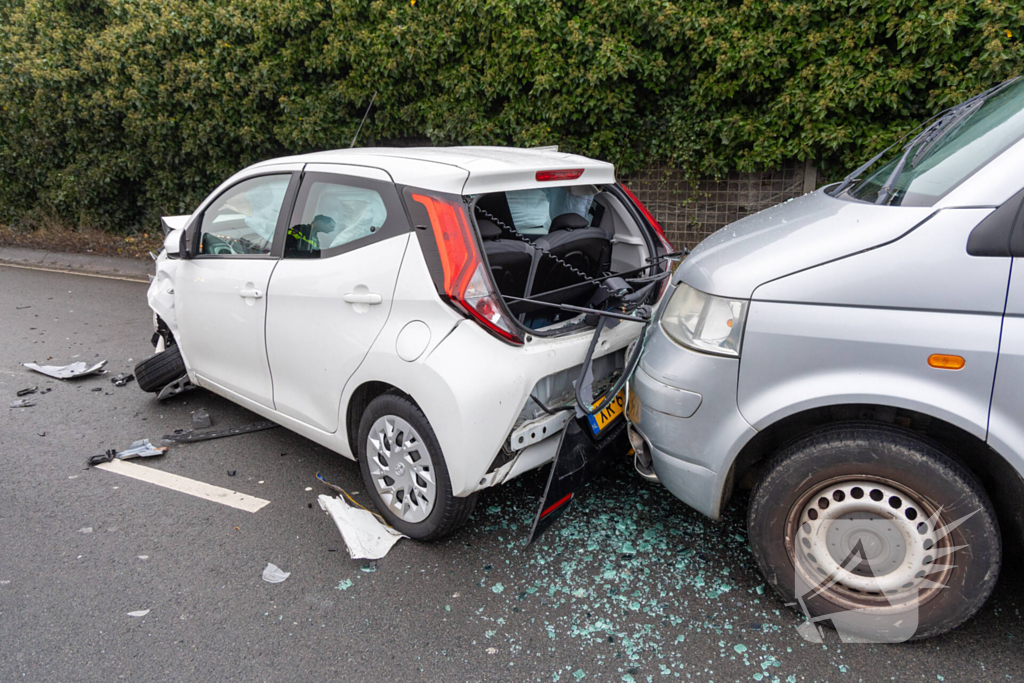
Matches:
[248,146,617,195]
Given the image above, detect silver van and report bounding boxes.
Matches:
[627,77,1024,640]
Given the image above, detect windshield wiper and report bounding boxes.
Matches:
[831,76,1021,201]
[873,119,945,205]
[874,93,997,205]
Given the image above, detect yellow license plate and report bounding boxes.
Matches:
[587,389,626,436]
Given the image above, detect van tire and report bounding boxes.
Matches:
[357,394,477,541]
[134,345,187,393]
[747,423,1000,641]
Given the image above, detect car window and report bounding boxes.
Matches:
[503,186,595,235]
[199,175,291,256]
[284,177,390,258]
[849,78,1024,206]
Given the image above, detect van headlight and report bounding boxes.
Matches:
[660,283,748,357]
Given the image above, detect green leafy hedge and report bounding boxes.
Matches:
[1,0,1021,230]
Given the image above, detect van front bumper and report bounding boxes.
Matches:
[628,326,756,519]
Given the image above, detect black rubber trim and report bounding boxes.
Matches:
[967,185,1024,256]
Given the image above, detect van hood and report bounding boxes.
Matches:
[673,188,936,299]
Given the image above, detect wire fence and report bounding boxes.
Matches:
[620,161,812,250]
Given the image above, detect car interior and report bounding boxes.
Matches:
[472,185,652,330]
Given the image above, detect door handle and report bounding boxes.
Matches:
[239,288,264,299]
[343,292,383,305]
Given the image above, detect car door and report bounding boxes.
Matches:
[988,250,1024,462]
[175,168,300,407]
[264,164,411,432]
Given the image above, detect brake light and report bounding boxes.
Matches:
[621,184,673,251]
[536,169,584,182]
[411,193,523,345]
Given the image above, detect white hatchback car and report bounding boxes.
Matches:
[140,146,672,539]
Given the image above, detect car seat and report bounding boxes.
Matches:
[478,218,535,298]
[523,212,612,304]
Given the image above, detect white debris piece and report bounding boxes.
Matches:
[23,360,107,379]
[317,494,406,560]
[116,439,167,460]
[262,563,290,584]
[127,609,150,617]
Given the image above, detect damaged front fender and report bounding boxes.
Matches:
[147,251,179,336]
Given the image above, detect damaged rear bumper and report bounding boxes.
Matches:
[415,317,643,497]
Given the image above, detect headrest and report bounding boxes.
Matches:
[549,212,589,231]
[476,218,502,239]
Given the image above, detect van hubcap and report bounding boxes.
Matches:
[789,478,951,609]
[367,415,436,524]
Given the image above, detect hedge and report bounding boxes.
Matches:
[1,0,1022,231]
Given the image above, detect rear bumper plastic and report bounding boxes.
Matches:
[412,317,645,497]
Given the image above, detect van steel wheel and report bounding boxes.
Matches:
[357,394,477,540]
[748,424,1000,641]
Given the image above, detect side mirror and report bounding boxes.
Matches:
[164,228,184,258]
[160,215,192,259]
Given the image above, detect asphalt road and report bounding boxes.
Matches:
[1,262,1022,683]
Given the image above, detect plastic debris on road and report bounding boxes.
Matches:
[110,373,135,387]
[23,360,107,379]
[16,387,37,396]
[116,439,168,460]
[156,375,195,401]
[126,609,150,617]
[262,563,290,584]
[161,420,277,445]
[9,398,36,408]
[318,494,406,560]
[191,408,212,429]
[87,449,117,466]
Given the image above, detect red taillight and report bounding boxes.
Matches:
[621,184,673,251]
[536,169,584,182]
[411,193,523,345]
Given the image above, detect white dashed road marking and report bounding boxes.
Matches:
[95,459,270,513]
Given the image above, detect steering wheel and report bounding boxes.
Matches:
[201,233,239,255]
[202,233,269,255]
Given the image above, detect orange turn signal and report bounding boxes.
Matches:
[928,354,965,370]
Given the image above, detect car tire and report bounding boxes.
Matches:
[748,423,1000,641]
[357,394,477,541]
[134,345,187,393]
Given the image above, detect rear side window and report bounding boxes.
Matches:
[283,173,405,258]
[198,174,291,256]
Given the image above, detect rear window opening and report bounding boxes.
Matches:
[470,184,653,333]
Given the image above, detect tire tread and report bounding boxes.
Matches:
[134,345,187,393]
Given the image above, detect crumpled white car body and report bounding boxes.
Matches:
[146,146,668,535]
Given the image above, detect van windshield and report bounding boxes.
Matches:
[849,78,1024,206]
